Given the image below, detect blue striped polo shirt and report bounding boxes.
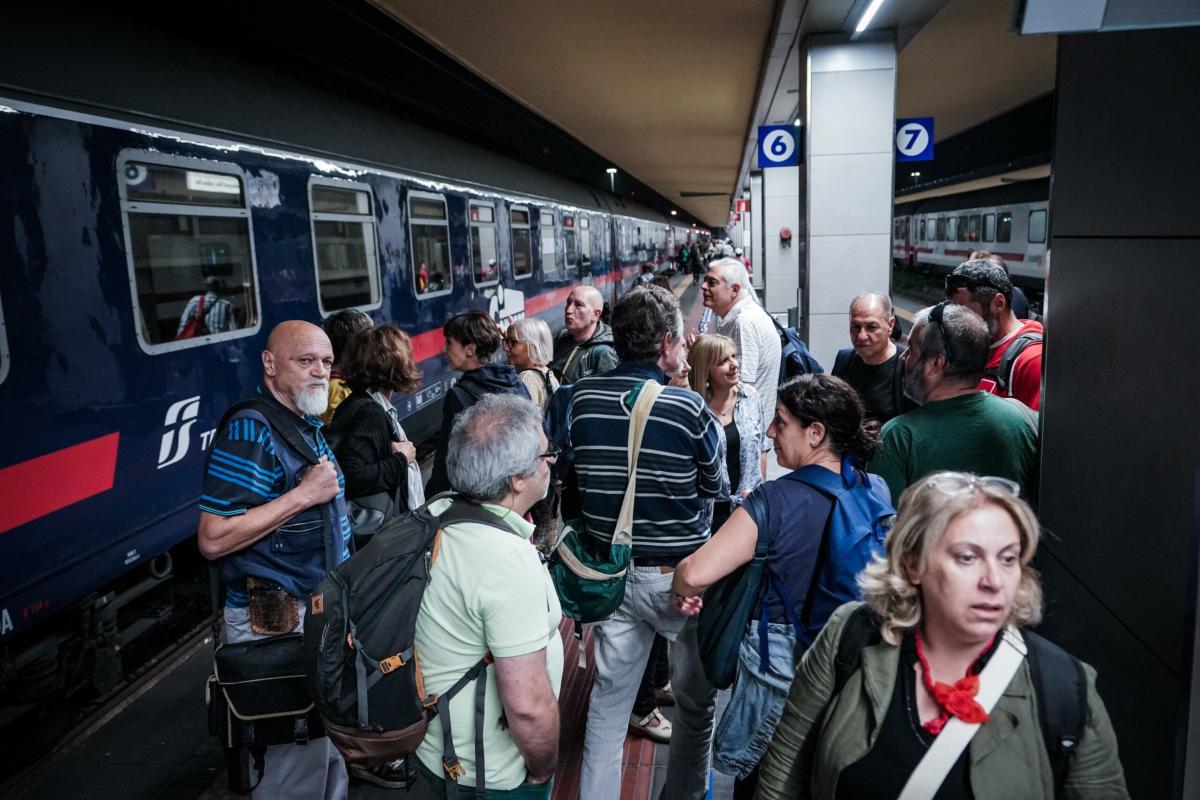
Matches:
[200,386,352,607]
[567,361,724,563]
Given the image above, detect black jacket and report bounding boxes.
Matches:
[425,363,531,496]
[328,391,409,499]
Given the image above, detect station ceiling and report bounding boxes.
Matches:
[372,0,1056,228]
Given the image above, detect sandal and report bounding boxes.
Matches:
[629,707,672,744]
[655,681,675,707]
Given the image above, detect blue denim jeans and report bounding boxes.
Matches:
[580,566,715,800]
[711,621,802,780]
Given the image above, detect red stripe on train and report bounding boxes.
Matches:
[0,433,120,534]
[408,268,633,361]
[943,248,1025,262]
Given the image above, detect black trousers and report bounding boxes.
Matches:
[631,633,670,717]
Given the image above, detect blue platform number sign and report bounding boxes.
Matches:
[896,117,934,162]
[757,125,800,168]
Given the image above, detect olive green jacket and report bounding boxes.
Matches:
[756,602,1129,800]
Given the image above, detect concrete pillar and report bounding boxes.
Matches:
[803,33,896,368]
[761,165,802,318]
[750,172,765,290]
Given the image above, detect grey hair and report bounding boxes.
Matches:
[446,393,544,502]
[508,317,554,366]
[857,471,1043,646]
[612,285,683,362]
[849,292,894,319]
[708,257,751,295]
[911,304,990,382]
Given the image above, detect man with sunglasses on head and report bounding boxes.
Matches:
[945,259,1044,410]
[870,302,1039,506]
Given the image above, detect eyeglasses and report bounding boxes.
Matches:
[924,473,1020,497]
[503,336,523,348]
[927,302,956,364]
[538,449,561,461]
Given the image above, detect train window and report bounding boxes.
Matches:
[119,155,260,352]
[563,214,579,273]
[997,212,1012,243]
[540,211,557,276]
[919,219,927,241]
[967,215,981,243]
[470,203,499,286]
[936,217,946,241]
[1028,209,1047,243]
[580,216,593,266]
[0,288,8,385]
[946,217,957,241]
[511,206,533,278]
[409,192,450,297]
[309,181,381,314]
[956,215,968,242]
[984,214,995,242]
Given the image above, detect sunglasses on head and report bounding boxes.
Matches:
[925,473,1020,498]
[927,301,957,364]
[944,272,1007,295]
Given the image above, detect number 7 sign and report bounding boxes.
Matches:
[896,117,934,162]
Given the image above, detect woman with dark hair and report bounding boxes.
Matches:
[426,309,530,496]
[670,374,893,799]
[329,325,423,549]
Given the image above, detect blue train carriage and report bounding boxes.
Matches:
[0,98,671,663]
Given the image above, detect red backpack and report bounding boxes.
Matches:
[177,294,208,339]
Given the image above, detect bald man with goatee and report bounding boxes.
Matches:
[198,320,352,799]
[550,285,618,384]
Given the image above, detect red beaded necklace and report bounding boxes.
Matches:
[914,630,997,734]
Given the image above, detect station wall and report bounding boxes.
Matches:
[1040,25,1200,799]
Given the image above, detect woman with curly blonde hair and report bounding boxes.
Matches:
[757,472,1128,799]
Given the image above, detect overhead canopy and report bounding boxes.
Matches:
[373,0,1057,227]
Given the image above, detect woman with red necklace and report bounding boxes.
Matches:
[756,472,1128,799]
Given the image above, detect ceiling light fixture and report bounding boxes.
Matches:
[854,0,888,33]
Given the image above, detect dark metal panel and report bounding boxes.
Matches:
[1051,29,1200,238]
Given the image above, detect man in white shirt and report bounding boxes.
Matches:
[701,258,781,435]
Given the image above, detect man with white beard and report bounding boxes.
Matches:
[198,320,352,799]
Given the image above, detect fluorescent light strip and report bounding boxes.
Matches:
[855,0,887,33]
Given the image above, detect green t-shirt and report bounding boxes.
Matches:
[871,391,1039,505]
[415,498,564,790]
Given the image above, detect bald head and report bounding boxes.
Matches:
[848,293,896,365]
[263,321,334,417]
[564,285,604,341]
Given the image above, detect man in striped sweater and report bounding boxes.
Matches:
[570,285,724,800]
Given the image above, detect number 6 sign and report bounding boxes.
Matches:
[757,125,800,168]
[895,117,934,162]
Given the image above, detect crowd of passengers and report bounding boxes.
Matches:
[197,246,1127,799]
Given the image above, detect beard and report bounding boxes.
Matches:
[902,365,928,405]
[295,382,330,417]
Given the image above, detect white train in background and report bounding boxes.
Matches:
[893,177,1049,286]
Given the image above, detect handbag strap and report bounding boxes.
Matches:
[611,380,663,548]
[897,626,1028,800]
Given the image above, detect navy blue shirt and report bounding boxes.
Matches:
[568,361,723,562]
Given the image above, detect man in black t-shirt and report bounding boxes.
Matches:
[831,293,916,424]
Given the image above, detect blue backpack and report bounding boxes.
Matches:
[770,315,823,380]
[787,460,895,648]
[755,460,894,675]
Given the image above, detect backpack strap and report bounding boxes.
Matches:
[435,496,525,537]
[832,604,882,699]
[990,331,1043,393]
[436,653,494,799]
[1024,630,1088,795]
[214,397,322,466]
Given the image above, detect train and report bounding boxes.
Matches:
[892,177,1050,286]
[0,96,695,706]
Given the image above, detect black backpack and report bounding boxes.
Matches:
[832,605,1087,795]
[986,331,1043,395]
[303,495,518,798]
